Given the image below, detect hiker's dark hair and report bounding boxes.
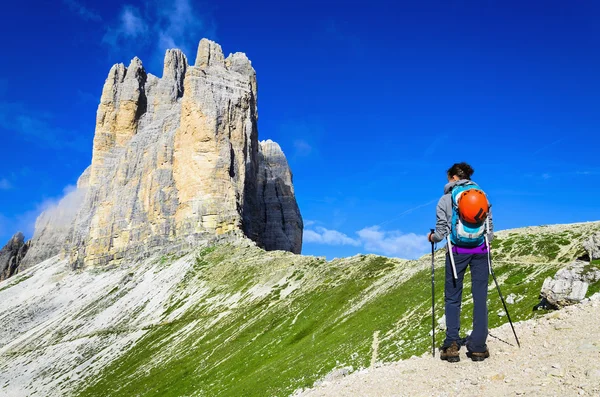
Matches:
[447,162,474,180]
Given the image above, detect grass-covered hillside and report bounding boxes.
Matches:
[1,222,599,397]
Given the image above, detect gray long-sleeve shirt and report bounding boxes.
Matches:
[431,179,494,244]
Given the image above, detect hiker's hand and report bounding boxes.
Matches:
[428,232,434,243]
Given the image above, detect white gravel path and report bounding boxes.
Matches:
[297,296,600,397]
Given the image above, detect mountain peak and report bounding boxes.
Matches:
[18,39,302,270]
[195,38,225,68]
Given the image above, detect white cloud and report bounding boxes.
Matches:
[155,0,210,57]
[356,226,429,259]
[63,0,102,22]
[0,178,11,190]
[303,227,361,246]
[121,7,147,37]
[304,224,429,259]
[28,185,86,236]
[103,5,148,47]
[0,185,86,241]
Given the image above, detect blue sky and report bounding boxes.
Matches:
[0,0,598,259]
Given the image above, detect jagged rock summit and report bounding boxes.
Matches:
[21,39,303,269]
[0,232,29,281]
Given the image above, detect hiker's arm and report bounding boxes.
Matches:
[431,196,450,243]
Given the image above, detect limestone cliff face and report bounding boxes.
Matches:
[257,140,303,253]
[21,39,302,270]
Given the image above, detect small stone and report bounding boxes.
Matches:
[578,343,600,352]
[506,293,517,304]
[585,369,600,380]
[548,367,565,378]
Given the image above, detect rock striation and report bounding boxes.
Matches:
[0,232,29,281]
[20,39,302,270]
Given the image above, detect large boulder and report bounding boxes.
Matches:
[540,260,600,308]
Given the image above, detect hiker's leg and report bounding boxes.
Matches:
[443,252,470,347]
[468,253,489,353]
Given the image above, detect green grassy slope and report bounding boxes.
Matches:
[74,222,600,397]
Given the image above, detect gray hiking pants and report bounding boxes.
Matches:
[443,252,489,353]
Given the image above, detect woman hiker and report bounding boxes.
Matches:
[428,162,493,363]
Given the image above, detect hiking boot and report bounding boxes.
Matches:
[466,349,490,362]
[440,342,460,363]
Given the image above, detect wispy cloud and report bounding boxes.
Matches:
[27,185,86,236]
[0,178,12,190]
[356,226,429,259]
[303,224,430,259]
[0,184,84,240]
[0,101,90,152]
[63,0,102,22]
[155,0,213,58]
[103,5,148,48]
[525,169,600,181]
[423,134,448,158]
[293,139,313,157]
[278,120,324,162]
[575,170,600,176]
[103,0,216,70]
[532,139,563,155]
[377,199,438,227]
[303,227,361,246]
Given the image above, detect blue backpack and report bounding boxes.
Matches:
[449,182,489,247]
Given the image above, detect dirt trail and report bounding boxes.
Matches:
[297,296,600,397]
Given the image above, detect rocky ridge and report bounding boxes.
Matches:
[0,221,598,397]
[0,233,29,281]
[19,39,302,270]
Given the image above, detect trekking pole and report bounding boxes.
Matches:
[430,229,435,357]
[485,235,521,348]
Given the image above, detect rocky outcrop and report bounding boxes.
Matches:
[0,232,29,280]
[256,140,303,253]
[583,233,600,260]
[539,260,600,308]
[20,39,302,269]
